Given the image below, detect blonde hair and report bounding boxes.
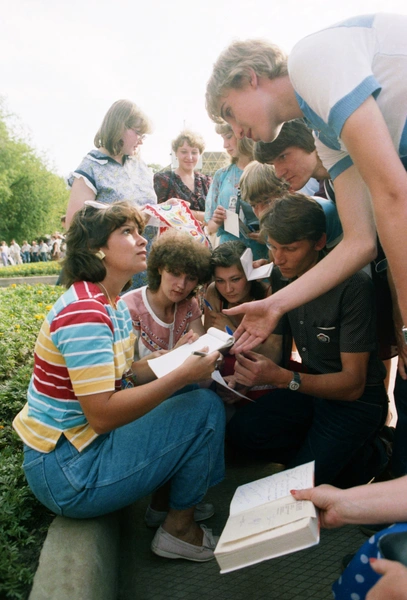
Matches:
[94,99,153,157]
[206,39,288,123]
[238,137,254,160]
[172,129,205,154]
[215,122,254,165]
[239,161,289,206]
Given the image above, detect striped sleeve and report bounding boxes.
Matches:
[50,298,117,396]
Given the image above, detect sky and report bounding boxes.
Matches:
[2,0,407,179]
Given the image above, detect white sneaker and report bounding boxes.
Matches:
[151,525,218,562]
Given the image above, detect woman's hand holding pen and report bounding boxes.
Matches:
[179,347,221,383]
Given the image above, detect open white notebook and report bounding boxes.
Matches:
[215,461,319,574]
[240,248,273,281]
[147,327,234,378]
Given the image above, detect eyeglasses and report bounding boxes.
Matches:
[132,129,146,141]
[265,242,273,251]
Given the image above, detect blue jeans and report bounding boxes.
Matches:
[22,389,225,518]
[227,385,388,487]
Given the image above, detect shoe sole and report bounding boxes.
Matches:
[151,546,215,562]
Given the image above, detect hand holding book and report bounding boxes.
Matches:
[215,462,319,573]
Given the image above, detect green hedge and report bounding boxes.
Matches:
[0,284,64,599]
[0,262,62,278]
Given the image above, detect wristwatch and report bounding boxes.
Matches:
[288,371,301,391]
[402,326,407,345]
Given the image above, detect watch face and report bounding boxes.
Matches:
[289,381,300,391]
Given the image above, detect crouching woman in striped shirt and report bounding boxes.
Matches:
[13,200,225,562]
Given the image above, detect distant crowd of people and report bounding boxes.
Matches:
[1,233,66,267]
[11,12,407,600]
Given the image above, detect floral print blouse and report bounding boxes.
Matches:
[153,170,211,212]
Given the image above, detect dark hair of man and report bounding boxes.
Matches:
[62,201,145,288]
[210,240,266,301]
[147,229,212,295]
[260,194,326,245]
[254,119,315,164]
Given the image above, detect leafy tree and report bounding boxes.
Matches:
[148,163,164,174]
[0,101,69,243]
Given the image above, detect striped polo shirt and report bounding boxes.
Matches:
[13,281,135,453]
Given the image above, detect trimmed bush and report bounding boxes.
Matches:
[0,262,62,278]
[0,284,64,599]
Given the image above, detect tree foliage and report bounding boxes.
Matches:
[148,162,164,174]
[0,102,69,243]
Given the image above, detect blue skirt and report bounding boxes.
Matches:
[333,522,407,599]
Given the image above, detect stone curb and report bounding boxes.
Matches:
[29,513,120,600]
[0,275,59,287]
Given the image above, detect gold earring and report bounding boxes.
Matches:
[95,250,105,260]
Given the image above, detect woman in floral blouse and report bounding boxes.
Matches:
[153,130,211,224]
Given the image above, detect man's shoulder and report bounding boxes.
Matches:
[338,269,372,290]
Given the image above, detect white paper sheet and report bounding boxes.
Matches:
[229,462,315,516]
[221,497,317,543]
[147,327,233,378]
[240,248,274,280]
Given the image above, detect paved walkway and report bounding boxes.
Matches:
[30,456,370,600]
[26,281,398,599]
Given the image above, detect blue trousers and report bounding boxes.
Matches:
[22,389,225,518]
[227,385,388,486]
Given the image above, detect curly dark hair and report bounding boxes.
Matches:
[61,201,145,288]
[147,229,212,295]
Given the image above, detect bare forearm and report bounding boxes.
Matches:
[66,179,95,228]
[338,476,407,525]
[295,371,364,401]
[271,367,364,400]
[85,369,191,433]
[206,218,220,234]
[375,198,407,329]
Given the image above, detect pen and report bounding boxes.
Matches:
[192,351,208,357]
[225,326,234,336]
[204,299,213,311]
